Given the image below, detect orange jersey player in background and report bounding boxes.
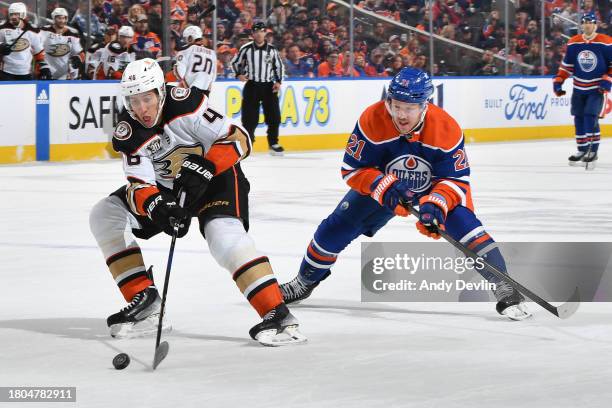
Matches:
[280,67,532,321]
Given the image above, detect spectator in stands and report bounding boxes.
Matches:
[403,0,425,26]
[217,45,235,78]
[326,3,343,26]
[72,2,105,38]
[268,2,289,33]
[522,41,542,74]
[107,0,129,28]
[127,4,146,26]
[412,54,428,70]
[474,50,500,76]
[148,0,163,36]
[285,44,315,78]
[385,54,404,76]
[317,49,342,77]
[365,22,386,51]
[365,48,388,76]
[340,50,359,76]
[132,14,161,58]
[217,0,241,23]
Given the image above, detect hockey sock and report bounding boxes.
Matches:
[583,115,600,153]
[574,116,587,152]
[233,256,283,317]
[298,239,337,285]
[462,230,507,283]
[106,247,152,301]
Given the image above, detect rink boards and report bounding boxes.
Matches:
[1,77,611,163]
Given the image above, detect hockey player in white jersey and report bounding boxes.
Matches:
[0,2,51,80]
[91,26,135,80]
[172,25,217,91]
[89,59,305,346]
[40,8,84,80]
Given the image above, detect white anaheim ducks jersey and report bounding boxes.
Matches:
[112,85,249,197]
[94,42,135,79]
[40,25,82,79]
[174,44,217,91]
[0,22,44,75]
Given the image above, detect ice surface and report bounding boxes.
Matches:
[1,140,612,407]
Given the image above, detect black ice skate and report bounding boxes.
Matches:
[582,151,598,170]
[568,151,586,166]
[280,275,320,304]
[249,303,307,346]
[269,144,285,156]
[107,286,171,338]
[494,281,532,321]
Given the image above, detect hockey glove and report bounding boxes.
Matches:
[173,154,216,214]
[144,192,191,237]
[70,55,84,71]
[0,43,12,56]
[416,193,448,239]
[599,77,611,94]
[370,174,416,217]
[553,78,566,97]
[38,67,52,80]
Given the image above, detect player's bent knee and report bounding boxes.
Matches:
[89,196,130,241]
[204,217,258,273]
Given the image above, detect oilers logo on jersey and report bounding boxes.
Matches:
[385,155,432,193]
[577,50,597,72]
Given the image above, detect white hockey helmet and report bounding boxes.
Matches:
[118,25,134,38]
[120,58,166,128]
[183,25,203,44]
[51,7,68,20]
[8,2,27,19]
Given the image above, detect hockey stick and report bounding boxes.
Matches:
[401,202,580,319]
[198,4,217,20]
[0,25,28,56]
[152,191,186,370]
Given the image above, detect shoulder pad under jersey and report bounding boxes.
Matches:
[112,111,162,155]
[162,85,207,123]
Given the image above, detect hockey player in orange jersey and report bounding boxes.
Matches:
[280,67,532,320]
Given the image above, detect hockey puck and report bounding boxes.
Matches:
[112,353,130,370]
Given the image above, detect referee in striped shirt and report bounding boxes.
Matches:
[231,21,285,155]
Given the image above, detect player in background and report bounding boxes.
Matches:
[172,25,217,92]
[280,68,532,321]
[93,25,135,80]
[89,59,305,346]
[553,13,611,168]
[40,8,84,80]
[0,2,51,80]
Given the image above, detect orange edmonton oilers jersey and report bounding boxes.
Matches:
[341,100,474,212]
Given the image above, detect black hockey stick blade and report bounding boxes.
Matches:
[152,341,169,370]
[401,202,581,319]
[198,4,216,19]
[554,287,580,319]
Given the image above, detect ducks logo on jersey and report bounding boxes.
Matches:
[385,154,432,193]
[11,37,30,52]
[48,43,71,57]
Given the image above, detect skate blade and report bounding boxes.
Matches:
[585,162,597,171]
[568,161,583,167]
[269,151,284,157]
[255,325,307,347]
[502,304,533,321]
[110,315,172,339]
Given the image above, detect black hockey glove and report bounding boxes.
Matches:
[173,154,216,214]
[70,55,84,71]
[144,192,191,237]
[38,67,52,80]
[0,43,12,56]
